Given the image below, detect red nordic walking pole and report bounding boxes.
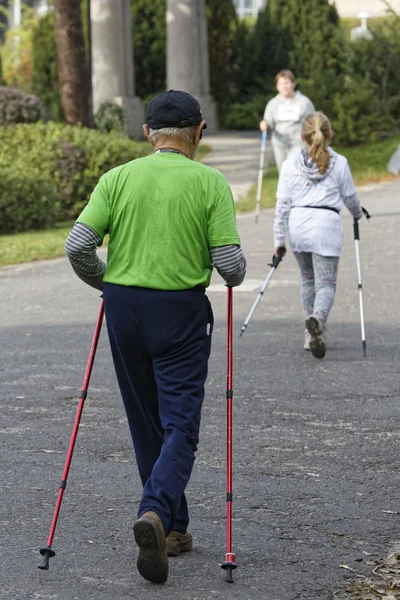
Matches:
[39,301,105,570]
[221,286,238,583]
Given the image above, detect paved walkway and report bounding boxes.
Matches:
[203,131,274,201]
[1,138,400,599]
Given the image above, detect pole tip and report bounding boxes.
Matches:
[38,547,55,570]
[221,556,237,583]
[363,341,367,357]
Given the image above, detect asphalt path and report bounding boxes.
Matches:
[1,178,400,600]
[202,131,275,201]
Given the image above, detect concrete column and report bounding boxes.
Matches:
[90,0,144,138]
[167,0,217,130]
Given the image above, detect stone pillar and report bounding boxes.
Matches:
[167,0,217,131]
[90,0,144,138]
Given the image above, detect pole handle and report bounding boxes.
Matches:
[353,218,360,241]
[270,247,286,269]
[261,129,267,146]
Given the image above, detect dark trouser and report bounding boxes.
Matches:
[103,283,213,536]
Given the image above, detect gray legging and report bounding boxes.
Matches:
[293,252,339,322]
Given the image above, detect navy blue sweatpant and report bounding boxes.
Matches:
[103,283,213,535]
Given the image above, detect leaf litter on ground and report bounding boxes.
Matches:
[337,552,400,599]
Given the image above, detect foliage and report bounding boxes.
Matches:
[228,18,257,103]
[271,0,346,82]
[131,0,166,99]
[331,79,396,146]
[245,5,290,98]
[31,8,61,120]
[349,20,400,103]
[0,4,38,91]
[0,122,151,220]
[94,101,127,135]
[0,85,46,124]
[224,94,272,130]
[205,0,237,126]
[329,16,400,145]
[0,161,58,234]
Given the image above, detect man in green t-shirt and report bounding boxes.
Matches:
[65,90,246,584]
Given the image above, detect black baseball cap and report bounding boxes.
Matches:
[146,90,207,130]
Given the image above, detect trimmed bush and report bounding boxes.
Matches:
[94,101,127,135]
[0,86,46,125]
[1,122,151,220]
[331,79,396,146]
[0,163,57,234]
[224,94,273,130]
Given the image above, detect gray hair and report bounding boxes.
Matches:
[149,126,197,144]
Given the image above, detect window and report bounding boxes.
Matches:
[233,0,266,18]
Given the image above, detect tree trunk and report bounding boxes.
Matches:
[53,0,91,126]
[0,0,9,43]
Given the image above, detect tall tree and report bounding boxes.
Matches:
[53,0,90,125]
[266,0,346,82]
[205,0,237,125]
[131,0,166,100]
[0,0,8,43]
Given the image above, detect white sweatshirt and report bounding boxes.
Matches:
[263,91,315,148]
[274,148,362,257]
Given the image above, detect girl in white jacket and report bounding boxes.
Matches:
[273,112,362,359]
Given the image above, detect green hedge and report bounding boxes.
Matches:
[1,122,152,222]
[331,79,397,146]
[94,101,127,135]
[0,86,46,125]
[224,94,272,130]
[0,163,58,234]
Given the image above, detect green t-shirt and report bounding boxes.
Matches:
[77,152,241,290]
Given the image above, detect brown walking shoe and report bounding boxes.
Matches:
[133,511,169,584]
[166,530,193,557]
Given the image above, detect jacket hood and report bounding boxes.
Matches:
[295,147,337,182]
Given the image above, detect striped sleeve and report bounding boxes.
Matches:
[65,222,106,291]
[210,245,246,287]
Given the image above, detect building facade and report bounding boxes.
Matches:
[332,0,400,17]
[232,0,399,19]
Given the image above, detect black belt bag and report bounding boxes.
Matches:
[300,205,340,215]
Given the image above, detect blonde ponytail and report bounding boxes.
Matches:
[302,113,332,174]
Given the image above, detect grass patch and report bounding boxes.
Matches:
[0,221,74,268]
[198,143,212,157]
[0,145,213,268]
[235,135,400,214]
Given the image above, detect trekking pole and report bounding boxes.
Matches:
[353,207,371,357]
[255,130,267,224]
[240,247,286,336]
[221,286,237,583]
[39,301,105,570]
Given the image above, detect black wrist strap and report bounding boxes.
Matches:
[362,206,371,220]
